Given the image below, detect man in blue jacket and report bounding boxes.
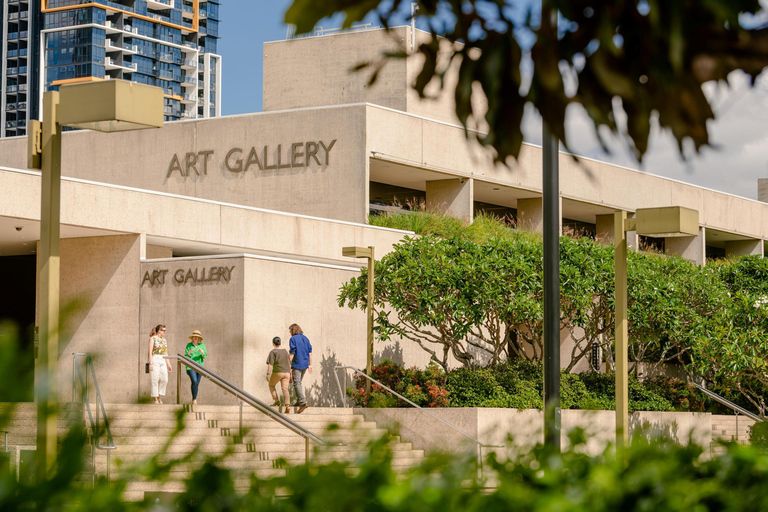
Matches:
[288,323,313,414]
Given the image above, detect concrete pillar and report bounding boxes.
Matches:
[596,214,615,242]
[596,212,638,249]
[758,178,768,203]
[725,239,764,258]
[147,245,173,259]
[666,227,706,266]
[426,178,474,222]
[518,197,562,234]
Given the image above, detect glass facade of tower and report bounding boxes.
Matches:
[0,0,221,137]
[1,0,42,137]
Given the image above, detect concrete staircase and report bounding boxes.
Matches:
[710,414,756,455]
[0,402,84,446]
[0,402,424,501]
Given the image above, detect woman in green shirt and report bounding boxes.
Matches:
[185,330,207,405]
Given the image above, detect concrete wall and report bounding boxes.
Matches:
[0,106,370,224]
[242,257,366,407]
[264,28,408,113]
[136,255,372,407]
[357,408,713,458]
[139,257,246,405]
[0,167,409,264]
[53,234,142,403]
[265,27,485,127]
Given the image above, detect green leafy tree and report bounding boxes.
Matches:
[339,223,615,372]
[286,0,768,162]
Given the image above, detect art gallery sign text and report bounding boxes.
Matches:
[166,139,337,177]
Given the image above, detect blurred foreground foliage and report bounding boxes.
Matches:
[2,323,768,510]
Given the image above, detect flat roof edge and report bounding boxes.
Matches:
[0,165,414,236]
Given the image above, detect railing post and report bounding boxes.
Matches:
[106,450,111,482]
[72,354,76,403]
[91,437,96,488]
[176,361,181,405]
[239,401,244,440]
[305,437,310,464]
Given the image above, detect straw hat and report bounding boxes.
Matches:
[189,330,204,340]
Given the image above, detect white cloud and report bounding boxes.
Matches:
[522,72,768,200]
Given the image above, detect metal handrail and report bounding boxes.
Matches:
[693,383,763,422]
[334,365,503,477]
[72,353,116,486]
[166,355,345,461]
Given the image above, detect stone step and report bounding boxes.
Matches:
[96,445,424,463]
[102,404,355,415]
[96,451,423,470]
[89,426,389,440]
[100,411,365,424]
[102,437,409,453]
[0,402,83,411]
[4,419,83,428]
[2,410,84,420]
[97,418,377,430]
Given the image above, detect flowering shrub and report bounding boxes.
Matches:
[347,359,449,408]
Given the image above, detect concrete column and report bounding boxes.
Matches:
[147,245,173,259]
[518,197,562,234]
[666,227,706,266]
[596,214,615,242]
[596,212,638,249]
[725,239,764,258]
[758,178,768,203]
[426,178,474,222]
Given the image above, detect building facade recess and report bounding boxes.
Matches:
[0,0,221,139]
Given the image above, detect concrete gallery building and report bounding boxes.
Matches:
[1,26,767,405]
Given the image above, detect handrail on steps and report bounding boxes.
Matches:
[72,353,116,486]
[334,365,504,476]
[693,383,763,423]
[165,354,345,462]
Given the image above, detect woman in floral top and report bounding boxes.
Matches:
[148,324,172,404]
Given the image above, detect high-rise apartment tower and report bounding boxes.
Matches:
[1,0,221,138]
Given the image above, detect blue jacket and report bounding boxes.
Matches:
[289,334,312,370]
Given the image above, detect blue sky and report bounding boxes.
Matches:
[218,0,292,115]
[218,0,768,199]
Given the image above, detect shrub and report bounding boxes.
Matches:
[347,359,449,408]
[644,376,709,412]
[445,367,515,408]
[749,421,768,450]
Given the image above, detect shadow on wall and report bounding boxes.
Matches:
[629,415,680,442]
[307,352,345,407]
[376,341,404,365]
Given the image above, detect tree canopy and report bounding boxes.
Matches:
[286,0,768,162]
[339,211,768,416]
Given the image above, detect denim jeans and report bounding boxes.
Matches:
[292,368,307,406]
[187,369,202,400]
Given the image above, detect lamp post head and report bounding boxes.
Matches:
[342,246,373,259]
[633,206,699,237]
[57,80,164,132]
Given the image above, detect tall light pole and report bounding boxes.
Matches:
[613,206,699,447]
[342,246,375,394]
[29,80,164,481]
[541,0,561,451]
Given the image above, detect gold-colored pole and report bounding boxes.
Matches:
[365,247,375,395]
[37,91,62,482]
[614,211,629,448]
